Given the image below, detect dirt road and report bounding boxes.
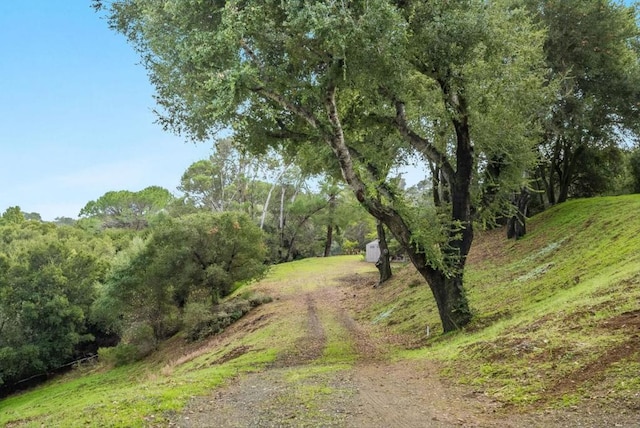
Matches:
[169,259,638,427]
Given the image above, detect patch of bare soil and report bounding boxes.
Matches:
[544,311,640,400]
[169,264,640,428]
[212,346,253,366]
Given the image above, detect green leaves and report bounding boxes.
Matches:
[0,223,110,387]
[1,206,25,224]
[98,211,267,342]
[79,186,173,229]
[524,0,640,204]
[97,0,555,331]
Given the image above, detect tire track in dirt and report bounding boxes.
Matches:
[321,281,505,427]
[171,288,338,427]
[328,286,385,362]
[170,263,512,427]
[272,293,327,368]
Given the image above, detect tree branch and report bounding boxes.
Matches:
[240,40,321,130]
[392,99,456,185]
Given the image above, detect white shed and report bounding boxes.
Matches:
[365,240,380,263]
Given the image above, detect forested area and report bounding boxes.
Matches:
[2,0,639,394]
[0,145,384,392]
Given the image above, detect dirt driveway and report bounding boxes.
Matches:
[169,259,638,427]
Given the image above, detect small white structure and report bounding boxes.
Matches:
[365,239,380,263]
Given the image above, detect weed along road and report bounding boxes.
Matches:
[171,257,507,427]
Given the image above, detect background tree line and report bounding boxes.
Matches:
[0,144,383,392]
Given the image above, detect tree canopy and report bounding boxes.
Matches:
[525,0,640,205]
[97,0,550,331]
[93,211,267,341]
[0,221,112,388]
[79,186,173,229]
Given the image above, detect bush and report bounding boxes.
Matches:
[245,292,273,307]
[122,322,157,358]
[98,322,157,366]
[182,302,211,334]
[184,293,272,342]
[98,344,140,367]
[220,299,251,320]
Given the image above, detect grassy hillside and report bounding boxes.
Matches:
[1,195,638,425]
[0,256,375,427]
[358,195,640,407]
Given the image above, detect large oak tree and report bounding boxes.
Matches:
[96,0,549,332]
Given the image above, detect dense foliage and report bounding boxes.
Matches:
[524,0,640,206]
[0,217,112,388]
[0,207,271,390]
[79,186,173,229]
[94,212,267,341]
[96,0,555,331]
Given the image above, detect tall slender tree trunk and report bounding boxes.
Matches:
[279,186,286,246]
[260,166,289,229]
[430,162,442,207]
[323,193,337,257]
[556,142,583,204]
[260,184,276,230]
[546,140,561,205]
[449,102,475,266]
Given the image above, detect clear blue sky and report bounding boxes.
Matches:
[0,1,212,221]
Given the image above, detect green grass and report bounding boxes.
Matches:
[0,362,229,427]
[261,255,369,293]
[318,315,358,365]
[0,338,274,428]
[0,255,371,427]
[366,195,640,406]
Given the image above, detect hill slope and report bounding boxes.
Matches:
[357,195,640,410]
[1,195,639,427]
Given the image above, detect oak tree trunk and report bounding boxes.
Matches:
[323,80,472,332]
[323,224,333,257]
[374,220,392,286]
[507,188,530,239]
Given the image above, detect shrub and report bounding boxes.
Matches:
[246,292,273,307]
[122,322,157,358]
[98,344,140,367]
[184,293,272,342]
[98,322,158,366]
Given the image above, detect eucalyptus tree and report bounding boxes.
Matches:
[523,0,640,205]
[179,137,260,213]
[96,0,549,332]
